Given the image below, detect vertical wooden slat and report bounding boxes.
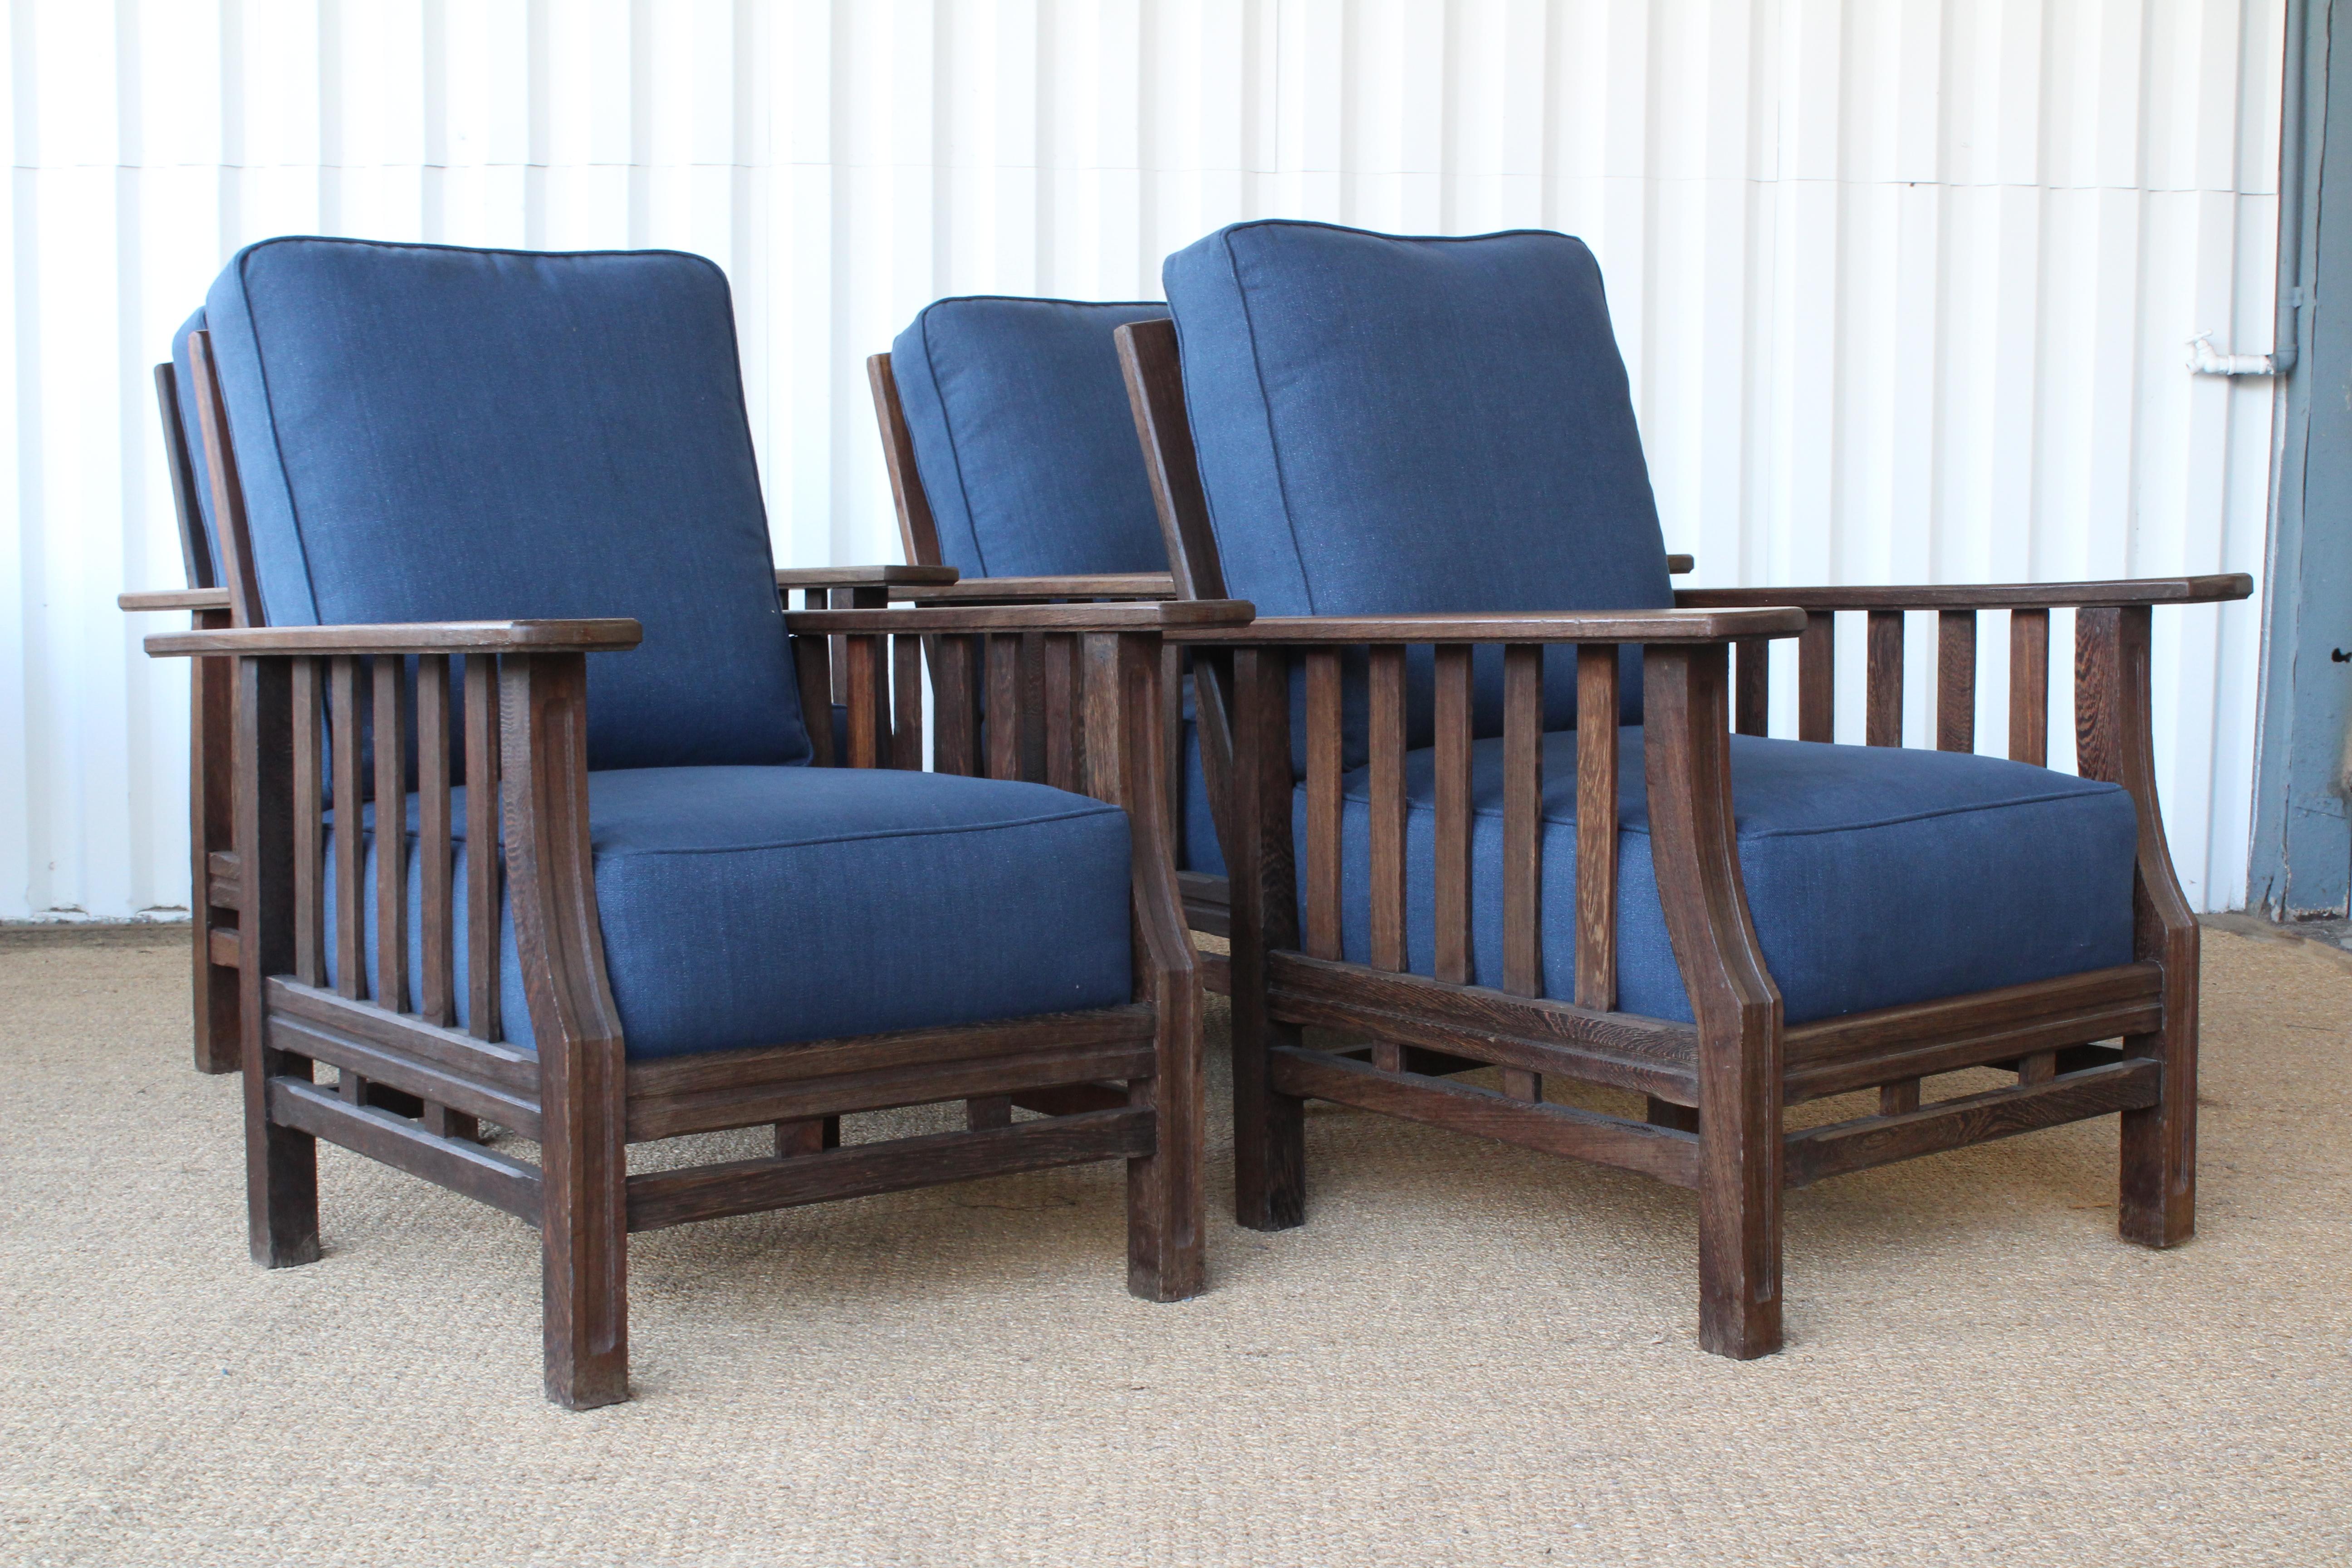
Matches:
[1936,610,1976,752]
[2009,608,2050,766]
[1575,644,1621,1013]
[291,657,325,989]
[1798,612,1836,743]
[1230,646,1307,1230]
[1432,645,1473,987]
[417,654,455,1027]
[1044,632,1081,791]
[931,636,978,776]
[1018,631,1049,784]
[1501,644,1544,1101]
[986,633,1020,780]
[372,656,408,1014]
[891,633,924,770]
[330,657,364,1000]
[1367,647,1407,974]
[1303,649,1343,962]
[1866,610,1904,747]
[1734,637,1769,736]
[464,654,501,1043]
[845,635,883,769]
[1879,1079,1921,1115]
[794,633,835,766]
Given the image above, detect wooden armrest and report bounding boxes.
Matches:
[1666,554,1695,575]
[787,599,1252,635]
[1165,607,1805,644]
[773,565,960,592]
[901,572,1178,603]
[119,588,233,612]
[145,619,644,658]
[1674,573,2252,611]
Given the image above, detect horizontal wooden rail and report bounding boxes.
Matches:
[625,1107,1155,1231]
[773,564,960,590]
[1270,1045,1699,1186]
[902,573,1177,603]
[269,1075,544,1224]
[119,587,234,613]
[1675,574,2252,610]
[268,1013,543,1139]
[1783,1058,2161,1187]
[787,599,1250,634]
[1166,608,1805,644]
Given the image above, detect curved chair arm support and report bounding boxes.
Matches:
[1675,573,2251,612]
[145,619,644,658]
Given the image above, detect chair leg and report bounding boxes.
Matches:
[541,1051,629,1411]
[2120,929,2198,1247]
[1695,1014,1783,1360]
[245,1045,321,1269]
[1127,977,1205,1302]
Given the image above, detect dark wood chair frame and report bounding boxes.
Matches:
[864,346,1695,993]
[124,353,965,1078]
[1115,314,2251,1358]
[136,328,1242,1407]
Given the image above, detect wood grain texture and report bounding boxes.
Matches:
[1166,608,1803,644]
[186,331,265,631]
[1784,1060,2160,1188]
[2078,605,2200,1249]
[269,977,539,1095]
[771,564,960,589]
[2009,608,2050,766]
[986,633,1020,780]
[788,600,1250,634]
[1937,610,1976,752]
[1734,637,1769,736]
[1303,649,1343,961]
[268,1014,542,1141]
[1115,318,1230,603]
[191,608,243,1071]
[846,635,884,770]
[1797,612,1836,743]
[417,655,455,1027]
[149,620,643,657]
[1643,643,1784,1358]
[371,656,408,1015]
[1675,574,2253,609]
[903,573,1178,603]
[793,632,835,767]
[1229,647,1306,1230]
[330,657,364,1001]
[118,586,233,612]
[625,1110,1155,1233]
[1866,611,1904,747]
[1576,645,1621,1014]
[1501,645,1544,1012]
[1270,1047,1697,1186]
[892,634,925,771]
[866,353,944,568]
[1368,646,1408,984]
[499,652,630,1410]
[291,657,325,992]
[1433,646,1474,987]
[269,1075,543,1224]
[463,655,502,1042]
[928,634,977,776]
[236,656,320,1267]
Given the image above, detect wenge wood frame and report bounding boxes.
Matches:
[137,333,1231,1410]
[867,348,1697,981]
[1117,314,2250,1358]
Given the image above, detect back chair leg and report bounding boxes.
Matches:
[2121,927,2199,1248]
[1230,647,1306,1232]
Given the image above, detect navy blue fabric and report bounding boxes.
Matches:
[1303,731,2138,1025]
[1162,221,1671,748]
[167,308,224,587]
[324,765,1134,1058]
[890,296,1172,578]
[202,237,810,769]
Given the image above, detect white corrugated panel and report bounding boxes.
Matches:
[2,0,2282,919]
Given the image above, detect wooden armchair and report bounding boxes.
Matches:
[1122,219,2249,1358]
[141,235,1235,1407]
[125,327,954,1077]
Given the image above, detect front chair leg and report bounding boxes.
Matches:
[1229,647,1306,1231]
[2120,919,2198,1247]
[1127,974,1206,1302]
[237,657,320,1266]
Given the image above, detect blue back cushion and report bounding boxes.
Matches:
[891,296,1171,577]
[1163,221,1673,737]
[203,237,809,769]
[168,309,225,588]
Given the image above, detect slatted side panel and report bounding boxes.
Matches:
[10,0,2278,921]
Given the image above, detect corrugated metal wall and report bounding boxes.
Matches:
[3,0,2284,920]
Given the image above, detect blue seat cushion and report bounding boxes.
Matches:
[167,308,224,588]
[1162,221,1672,741]
[325,765,1134,1058]
[203,237,809,770]
[891,296,1172,578]
[1302,731,2138,1026]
